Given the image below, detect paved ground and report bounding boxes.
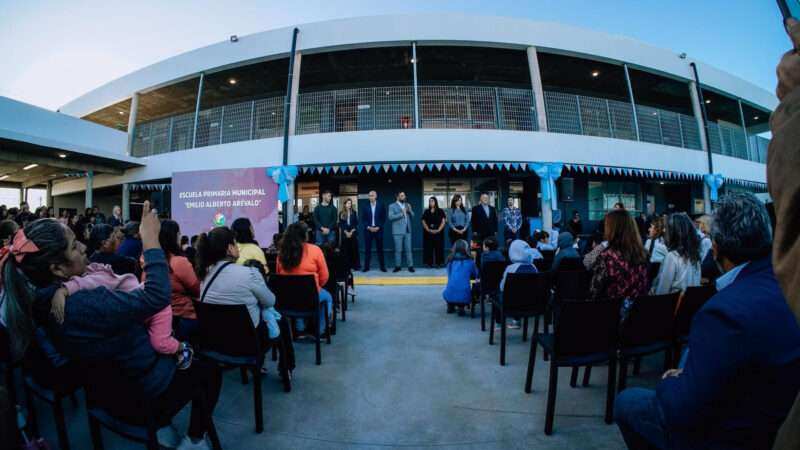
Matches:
[30,284,664,449]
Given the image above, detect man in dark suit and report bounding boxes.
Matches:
[470,192,497,245]
[360,190,387,272]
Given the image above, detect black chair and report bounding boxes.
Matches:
[194,302,289,433]
[553,257,583,272]
[270,274,331,365]
[331,249,353,322]
[264,252,278,275]
[477,261,508,332]
[0,325,22,449]
[489,272,550,366]
[22,331,83,450]
[83,362,222,450]
[673,285,716,363]
[525,299,620,435]
[553,269,592,302]
[534,257,553,272]
[617,293,680,393]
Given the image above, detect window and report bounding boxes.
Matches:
[422,178,497,211]
[0,187,20,208]
[26,188,47,208]
[588,181,642,221]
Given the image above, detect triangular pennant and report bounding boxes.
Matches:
[400,163,408,172]
[348,165,356,173]
[470,162,479,170]
[438,163,447,171]
[504,163,511,171]
[382,164,391,172]
[418,163,425,171]
[390,164,399,172]
[454,163,462,170]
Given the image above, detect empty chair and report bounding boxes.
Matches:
[489,272,550,366]
[270,274,331,365]
[525,299,620,435]
[477,260,508,331]
[617,293,680,392]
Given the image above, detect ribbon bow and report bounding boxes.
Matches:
[0,228,40,286]
[703,173,724,202]
[266,166,298,202]
[531,162,564,210]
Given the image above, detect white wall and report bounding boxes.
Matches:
[51,129,766,196]
[0,96,131,159]
[59,13,777,117]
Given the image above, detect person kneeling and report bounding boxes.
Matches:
[442,239,478,316]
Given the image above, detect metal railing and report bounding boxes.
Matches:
[132,96,285,156]
[130,84,768,164]
[543,91,702,150]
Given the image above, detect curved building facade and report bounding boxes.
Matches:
[47,14,774,255]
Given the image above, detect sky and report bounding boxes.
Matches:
[0,0,791,111]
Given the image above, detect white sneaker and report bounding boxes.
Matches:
[156,424,182,449]
[177,435,211,450]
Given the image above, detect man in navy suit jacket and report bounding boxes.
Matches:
[615,193,800,450]
[360,190,386,272]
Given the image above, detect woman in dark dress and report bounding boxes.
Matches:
[422,197,447,267]
[338,199,360,270]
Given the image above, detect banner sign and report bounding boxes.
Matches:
[172,167,279,246]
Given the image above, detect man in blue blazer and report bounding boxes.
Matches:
[360,190,386,272]
[615,193,800,450]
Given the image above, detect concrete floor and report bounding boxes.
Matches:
[29,285,665,449]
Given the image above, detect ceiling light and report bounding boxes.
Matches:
[659,181,665,185]
[754,116,760,120]
[0,175,8,181]
[705,99,711,104]
[118,111,125,115]
[58,153,67,158]
[228,78,237,85]
[591,70,600,78]
[410,58,416,64]
[23,164,38,170]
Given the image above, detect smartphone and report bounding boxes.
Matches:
[777,0,800,21]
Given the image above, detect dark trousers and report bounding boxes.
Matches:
[341,234,361,270]
[153,360,222,439]
[423,231,445,266]
[449,227,467,247]
[363,229,385,270]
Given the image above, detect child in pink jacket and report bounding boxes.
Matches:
[51,262,191,368]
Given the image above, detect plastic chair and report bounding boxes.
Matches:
[617,293,680,393]
[270,275,330,365]
[477,261,508,332]
[525,299,620,435]
[489,272,550,366]
[194,302,289,433]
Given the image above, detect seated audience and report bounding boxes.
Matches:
[232,217,266,266]
[276,223,333,336]
[498,239,539,329]
[0,205,221,449]
[442,239,479,316]
[552,231,580,272]
[117,221,143,260]
[534,230,555,251]
[644,216,669,263]
[480,236,505,267]
[589,210,649,300]
[88,223,139,276]
[145,220,200,342]
[184,234,199,267]
[0,219,19,246]
[651,213,701,295]
[195,227,277,337]
[615,193,800,450]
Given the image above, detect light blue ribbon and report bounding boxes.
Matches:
[531,162,564,210]
[704,173,724,201]
[266,166,298,202]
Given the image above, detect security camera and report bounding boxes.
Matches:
[679,52,687,59]
[230,35,239,43]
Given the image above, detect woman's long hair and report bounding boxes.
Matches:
[2,219,70,360]
[279,222,306,270]
[604,210,648,266]
[450,194,466,213]
[428,197,439,211]
[88,223,114,255]
[195,227,235,279]
[159,219,182,258]
[447,239,470,264]
[664,213,701,263]
[339,199,355,220]
[231,217,257,245]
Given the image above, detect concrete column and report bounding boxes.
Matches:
[287,52,302,137]
[689,81,712,213]
[46,181,53,207]
[412,42,420,129]
[122,183,130,222]
[191,73,205,148]
[623,64,640,140]
[85,171,94,209]
[126,93,139,156]
[526,46,548,132]
[18,186,24,205]
[542,195,553,232]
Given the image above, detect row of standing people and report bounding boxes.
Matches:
[296,190,521,271]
